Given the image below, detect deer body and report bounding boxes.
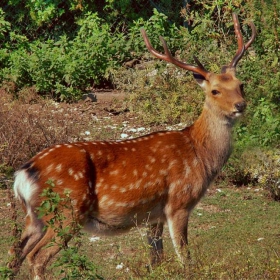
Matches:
[8,14,256,279]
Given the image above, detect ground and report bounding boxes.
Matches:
[0,90,279,279]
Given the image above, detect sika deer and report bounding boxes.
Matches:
[8,13,256,279]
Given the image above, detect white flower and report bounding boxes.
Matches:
[116,263,124,270]
[89,236,100,242]
[85,131,90,135]
[121,133,128,139]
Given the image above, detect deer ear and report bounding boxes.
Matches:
[193,73,207,87]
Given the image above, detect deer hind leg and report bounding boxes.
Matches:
[26,226,63,280]
[166,209,190,263]
[26,208,79,280]
[147,222,164,264]
[8,213,45,275]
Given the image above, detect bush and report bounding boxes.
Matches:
[0,90,81,170]
[237,149,280,201]
[0,9,182,101]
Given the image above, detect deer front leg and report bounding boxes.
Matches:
[166,209,190,263]
[147,222,164,264]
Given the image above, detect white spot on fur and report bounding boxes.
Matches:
[148,156,156,163]
[56,179,63,186]
[142,171,148,177]
[115,202,128,207]
[168,160,178,170]
[99,195,108,205]
[145,165,152,171]
[192,158,199,167]
[39,152,48,160]
[55,164,62,173]
[46,164,54,174]
[159,169,168,176]
[110,170,119,176]
[68,168,74,176]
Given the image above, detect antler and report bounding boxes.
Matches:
[141,29,209,79]
[229,13,257,68]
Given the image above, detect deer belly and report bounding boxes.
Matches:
[84,202,166,236]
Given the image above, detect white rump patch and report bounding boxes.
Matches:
[14,169,38,214]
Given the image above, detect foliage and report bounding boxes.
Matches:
[0,8,10,41]
[52,246,104,280]
[120,64,203,125]
[127,8,182,57]
[38,183,103,279]
[234,98,280,150]
[0,266,14,279]
[243,149,280,201]
[0,9,181,101]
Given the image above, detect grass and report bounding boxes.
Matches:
[1,185,279,279]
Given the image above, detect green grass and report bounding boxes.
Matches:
[1,185,279,279]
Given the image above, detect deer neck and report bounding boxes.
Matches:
[186,105,234,176]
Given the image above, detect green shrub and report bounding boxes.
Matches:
[240,149,279,201]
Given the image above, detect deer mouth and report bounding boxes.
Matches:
[231,110,244,118]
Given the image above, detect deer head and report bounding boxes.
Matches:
[141,13,256,122]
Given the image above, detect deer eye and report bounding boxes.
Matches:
[211,90,220,95]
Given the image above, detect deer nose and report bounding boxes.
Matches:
[235,101,246,112]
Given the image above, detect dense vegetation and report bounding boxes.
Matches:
[0,1,279,194]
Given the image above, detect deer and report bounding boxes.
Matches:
[8,13,256,279]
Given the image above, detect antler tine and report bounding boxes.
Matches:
[141,28,209,78]
[229,13,245,68]
[193,55,208,73]
[245,22,257,50]
[229,13,257,68]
